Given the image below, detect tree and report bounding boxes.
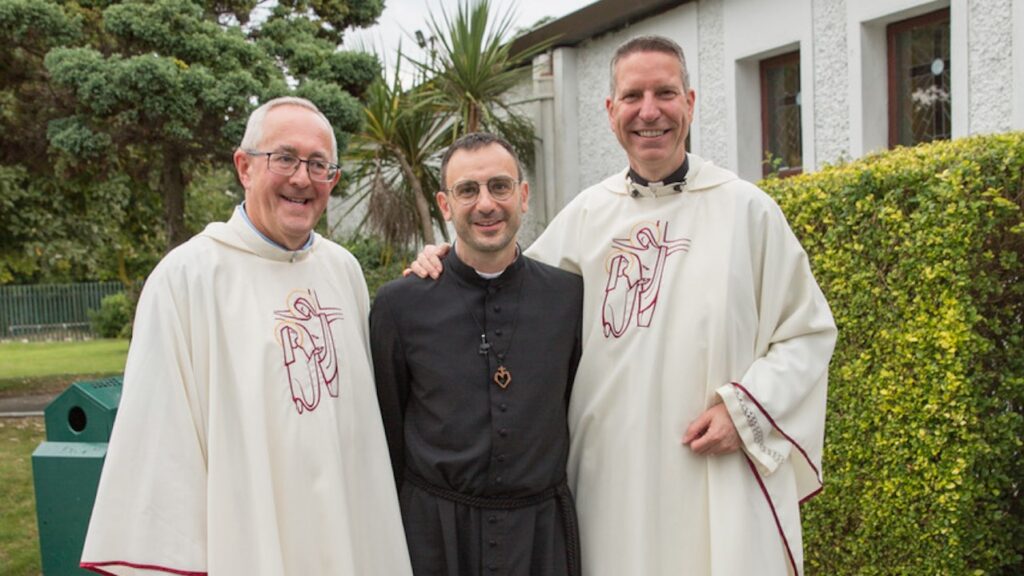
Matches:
[0,0,382,284]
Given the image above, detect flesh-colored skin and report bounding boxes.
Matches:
[436,143,529,274]
[605,51,696,182]
[413,52,736,454]
[233,105,339,251]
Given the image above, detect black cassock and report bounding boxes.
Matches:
[370,248,583,576]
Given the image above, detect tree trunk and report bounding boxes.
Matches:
[467,102,480,133]
[162,148,188,251]
[393,149,435,245]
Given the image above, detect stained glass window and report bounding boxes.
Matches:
[760,51,802,177]
[888,9,951,147]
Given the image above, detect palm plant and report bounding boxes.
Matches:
[416,0,554,163]
[343,52,449,246]
[341,0,554,248]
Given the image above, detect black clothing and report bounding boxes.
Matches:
[370,249,583,576]
[627,154,690,186]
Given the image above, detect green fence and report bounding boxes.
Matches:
[0,282,126,341]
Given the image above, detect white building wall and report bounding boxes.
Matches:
[812,0,850,167]
[697,0,728,167]
[967,0,1015,135]
[1016,0,1024,130]
[573,36,623,192]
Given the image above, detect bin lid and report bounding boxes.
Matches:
[72,377,123,410]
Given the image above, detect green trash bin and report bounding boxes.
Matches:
[32,376,122,576]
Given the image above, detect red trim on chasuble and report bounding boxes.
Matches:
[744,456,799,575]
[731,381,823,503]
[82,561,207,575]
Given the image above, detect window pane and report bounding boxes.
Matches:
[761,51,802,176]
[889,10,951,147]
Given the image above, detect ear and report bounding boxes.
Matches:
[436,191,453,221]
[518,181,529,215]
[605,97,614,128]
[233,149,252,189]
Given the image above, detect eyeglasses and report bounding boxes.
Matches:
[444,176,519,205]
[246,151,340,182]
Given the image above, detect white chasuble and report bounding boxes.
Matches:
[526,154,836,576]
[81,210,412,576]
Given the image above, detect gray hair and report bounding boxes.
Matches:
[439,132,524,190]
[609,35,690,97]
[238,96,337,160]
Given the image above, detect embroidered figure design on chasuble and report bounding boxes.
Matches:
[274,289,344,414]
[602,220,690,338]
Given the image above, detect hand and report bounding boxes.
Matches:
[403,243,451,279]
[682,404,741,455]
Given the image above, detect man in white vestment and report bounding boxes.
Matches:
[80,97,412,576]
[410,36,837,576]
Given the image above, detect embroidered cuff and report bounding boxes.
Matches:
[717,383,791,475]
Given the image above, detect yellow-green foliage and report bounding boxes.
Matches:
[760,133,1024,575]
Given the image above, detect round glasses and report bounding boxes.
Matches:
[246,151,340,182]
[444,176,519,205]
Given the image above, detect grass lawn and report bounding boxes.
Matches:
[0,340,128,397]
[0,417,44,575]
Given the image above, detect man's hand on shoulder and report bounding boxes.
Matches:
[403,243,451,279]
[682,403,741,455]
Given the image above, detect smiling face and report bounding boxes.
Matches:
[606,50,696,181]
[436,143,529,273]
[233,105,338,250]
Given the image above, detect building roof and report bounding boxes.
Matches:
[511,0,693,55]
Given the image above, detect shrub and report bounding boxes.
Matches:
[88,292,133,339]
[760,133,1024,574]
[342,235,414,299]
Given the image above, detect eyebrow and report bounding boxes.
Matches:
[273,145,329,160]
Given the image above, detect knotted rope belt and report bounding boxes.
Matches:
[404,468,581,576]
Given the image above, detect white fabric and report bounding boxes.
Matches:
[526,154,836,576]
[81,210,412,576]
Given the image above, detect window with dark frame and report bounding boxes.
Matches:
[760,51,803,177]
[887,8,951,148]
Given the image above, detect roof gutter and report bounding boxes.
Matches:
[510,0,694,55]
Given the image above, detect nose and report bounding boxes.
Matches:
[475,186,498,212]
[289,162,313,187]
[638,92,660,122]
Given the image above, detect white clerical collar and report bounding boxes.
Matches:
[452,240,519,278]
[237,202,314,252]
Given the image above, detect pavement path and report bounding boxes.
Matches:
[0,392,58,417]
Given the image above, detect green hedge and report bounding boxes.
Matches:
[760,133,1024,574]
